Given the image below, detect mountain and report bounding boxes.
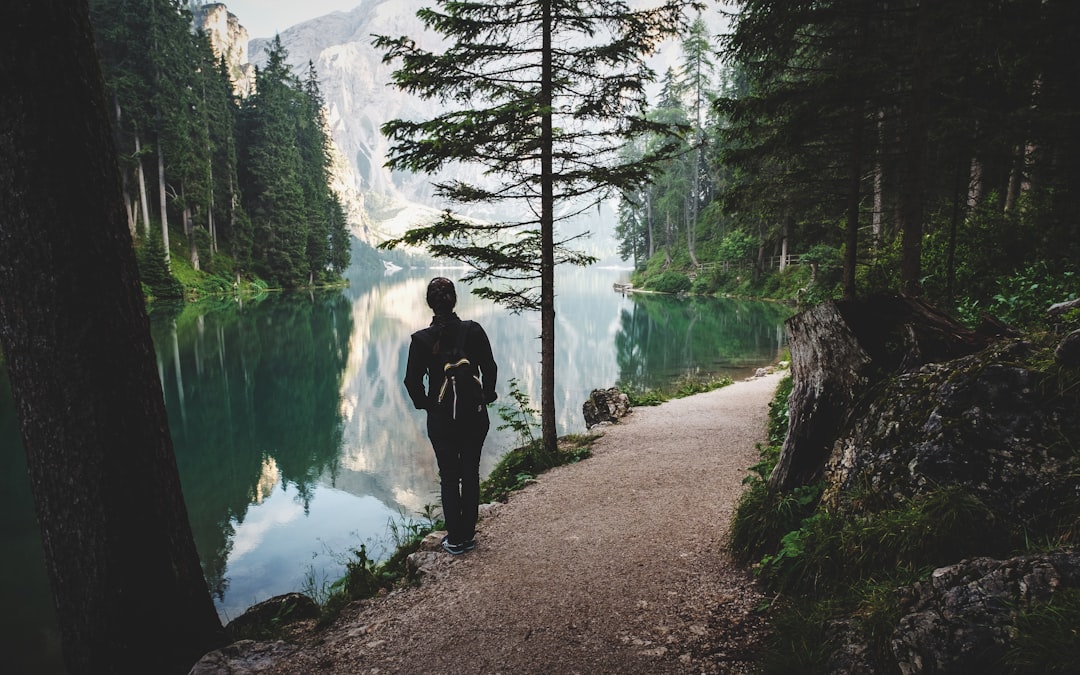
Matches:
[230,1,725,260]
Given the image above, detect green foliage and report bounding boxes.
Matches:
[495,378,540,447]
[479,435,597,504]
[717,229,758,263]
[625,372,734,407]
[646,270,692,294]
[317,508,441,624]
[136,228,183,299]
[375,0,688,309]
[955,263,1078,331]
[755,488,1006,595]
[89,5,347,298]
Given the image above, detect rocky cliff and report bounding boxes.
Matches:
[191,3,255,97]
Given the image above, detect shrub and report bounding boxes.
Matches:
[649,270,692,294]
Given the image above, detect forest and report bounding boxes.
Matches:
[619,1,1079,330]
[88,0,352,297]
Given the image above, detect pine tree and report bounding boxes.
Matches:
[376,0,692,452]
[237,36,309,286]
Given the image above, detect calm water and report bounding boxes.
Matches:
[0,266,790,673]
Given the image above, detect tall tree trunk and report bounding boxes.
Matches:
[135,132,151,236]
[0,3,225,673]
[113,94,137,236]
[157,142,171,266]
[539,1,557,453]
[645,190,655,259]
[688,145,700,267]
[898,2,930,296]
[1004,142,1025,214]
[967,155,983,210]
[843,103,865,301]
[182,191,199,271]
[872,109,884,251]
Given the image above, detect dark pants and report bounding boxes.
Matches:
[427,409,489,544]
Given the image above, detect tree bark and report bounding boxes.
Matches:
[540,0,557,453]
[897,2,931,296]
[135,132,151,236]
[158,143,171,266]
[0,2,225,672]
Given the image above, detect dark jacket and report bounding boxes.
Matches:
[404,317,497,412]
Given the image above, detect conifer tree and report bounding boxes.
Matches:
[376,0,693,452]
[237,36,309,286]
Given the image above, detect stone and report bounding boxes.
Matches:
[1055,329,1080,366]
[189,639,296,675]
[887,551,1080,674]
[819,339,1076,529]
[582,387,632,429]
[224,592,320,640]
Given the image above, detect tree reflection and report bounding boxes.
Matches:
[149,291,352,599]
[615,294,791,393]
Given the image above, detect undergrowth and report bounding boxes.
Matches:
[624,371,735,407]
[729,370,1079,673]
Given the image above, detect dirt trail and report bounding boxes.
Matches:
[249,372,784,674]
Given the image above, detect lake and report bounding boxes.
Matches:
[0,265,790,673]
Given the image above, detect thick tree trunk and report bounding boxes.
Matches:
[0,3,225,672]
[770,295,995,491]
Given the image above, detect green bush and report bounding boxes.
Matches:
[648,270,692,294]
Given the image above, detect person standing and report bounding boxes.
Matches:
[404,277,498,555]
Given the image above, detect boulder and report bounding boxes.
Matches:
[821,339,1076,527]
[888,550,1080,674]
[1055,329,1080,366]
[224,592,320,640]
[582,387,631,429]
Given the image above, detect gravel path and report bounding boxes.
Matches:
[251,372,783,674]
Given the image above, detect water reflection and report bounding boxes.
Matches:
[149,291,353,609]
[614,294,792,392]
[1,266,791,669]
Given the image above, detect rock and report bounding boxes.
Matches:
[887,550,1080,674]
[224,593,320,641]
[1048,297,1080,317]
[582,387,631,429]
[1055,329,1080,366]
[820,339,1076,529]
[189,639,296,675]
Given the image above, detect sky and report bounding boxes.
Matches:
[216,0,361,39]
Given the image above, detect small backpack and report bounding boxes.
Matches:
[437,321,484,419]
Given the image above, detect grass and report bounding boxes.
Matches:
[624,372,736,407]
[1002,587,1080,674]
